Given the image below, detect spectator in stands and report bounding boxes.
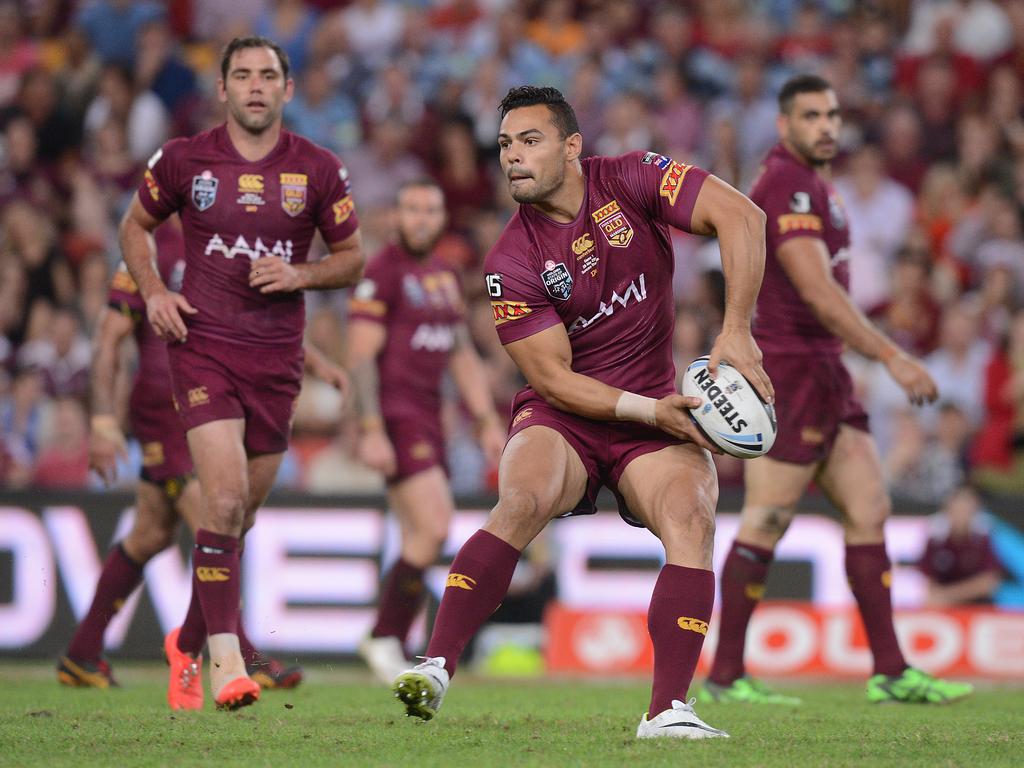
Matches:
[255,0,319,77]
[973,309,1024,493]
[74,0,164,67]
[16,307,90,401]
[30,396,89,489]
[886,402,970,504]
[83,63,168,164]
[925,301,991,429]
[133,20,198,134]
[835,142,916,309]
[918,484,1005,606]
[286,58,361,153]
[0,1,39,111]
[0,367,47,486]
[868,247,942,357]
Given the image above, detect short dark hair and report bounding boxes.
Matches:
[778,74,833,113]
[498,86,580,138]
[220,36,291,82]
[397,176,444,199]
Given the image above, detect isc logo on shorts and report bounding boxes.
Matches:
[677,616,709,635]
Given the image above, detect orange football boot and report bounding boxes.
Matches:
[164,628,204,710]
[214,677,260,710]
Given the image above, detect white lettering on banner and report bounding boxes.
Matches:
[243,509,383,652]
[204,233,294,263]
[575,614,646,669]
[821,612,872,674]
[42,507,192,649]
[0,507,55,647]
[969,614,1024,675]
[897,613,963,671]
[746,606,818,672]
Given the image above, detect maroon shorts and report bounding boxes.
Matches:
[383,410,447,485]
[130,390,194,498]
[764,352,869,465]
[167,335,303,455]
[507,391,681,527]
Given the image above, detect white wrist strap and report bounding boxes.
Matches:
[615,391,657,426]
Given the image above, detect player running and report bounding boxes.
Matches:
[392,86,772,740]
[700,74,973,706]
[347,179,505,683]
[57,222,347,697]
[119,36,363,710]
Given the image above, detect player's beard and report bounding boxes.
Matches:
[791,134,835,167]
[508,164,564,204]
[229,102,280,136]
[398,229,441,259]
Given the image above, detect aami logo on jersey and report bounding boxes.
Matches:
[204,234,294,263]
[659,161,692,207]
[591,200,634,247]
[691,366,747,434]
[410,323,455,352]
[566,274,647,334]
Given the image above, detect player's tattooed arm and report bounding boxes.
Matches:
[344,318,396,476]
[251,231,365,293]
[450,325,505,466]
[88,307,134,485]
[688,175,774,404]
[119,199,196,342]
[504,324,720,453]
[777,237,937,405]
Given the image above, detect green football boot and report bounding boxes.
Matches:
[698,676,802,705]
[866,667,974,704]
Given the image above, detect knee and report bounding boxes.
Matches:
[661,503,717,550]
[204,489,246,531]
[747,505,797,544]
[845,493,892,538]
[485,489,553,545]
[123,522,177,562]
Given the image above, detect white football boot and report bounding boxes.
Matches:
[393,656,450,721]
[358,635,409,685]
[636,698,730,739]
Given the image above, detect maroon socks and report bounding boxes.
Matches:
[192,529,240,637]
[707,541,773,686]
[647,564,715,716]
[66,544,143,660]
[425,530,521,676]
[846,543,908,676]
[371,557,426,644]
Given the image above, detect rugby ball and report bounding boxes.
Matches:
[681,355,777,459]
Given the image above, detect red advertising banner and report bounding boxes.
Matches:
[545,602,1024,679]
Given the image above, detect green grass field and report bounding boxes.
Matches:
[1,663,1021,767]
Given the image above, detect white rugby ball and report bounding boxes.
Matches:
[681,355,777,459]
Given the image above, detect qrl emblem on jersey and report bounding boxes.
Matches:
[191,172,218,211]
[280,173,308,217]
[541,261,573,301]
[591,199,634,247]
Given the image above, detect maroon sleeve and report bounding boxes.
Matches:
[136,139,188,220]
[617,151,709,233]
[107,262,145,322]
[916,539,939,580]
[314,150,360,245]
[484,240,561,345]
[759,168,828,249]
[348,252,397,324]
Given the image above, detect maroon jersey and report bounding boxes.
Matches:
[108,224,186,433]
[485,151,708,399]
[918,515,1003,587]
[137,124,360,349]
[348,244,464,418]
[750,143,851,356]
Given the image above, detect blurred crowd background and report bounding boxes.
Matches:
[2,0,1024,521]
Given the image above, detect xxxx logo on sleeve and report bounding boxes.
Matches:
[446,573,477,591]
[659,161,693,206]
[677,616,709,635]
[196,566,231,582]
[492,300,532,325]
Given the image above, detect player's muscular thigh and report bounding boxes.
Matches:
[738,456,816,548]
[484,426,587,550]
